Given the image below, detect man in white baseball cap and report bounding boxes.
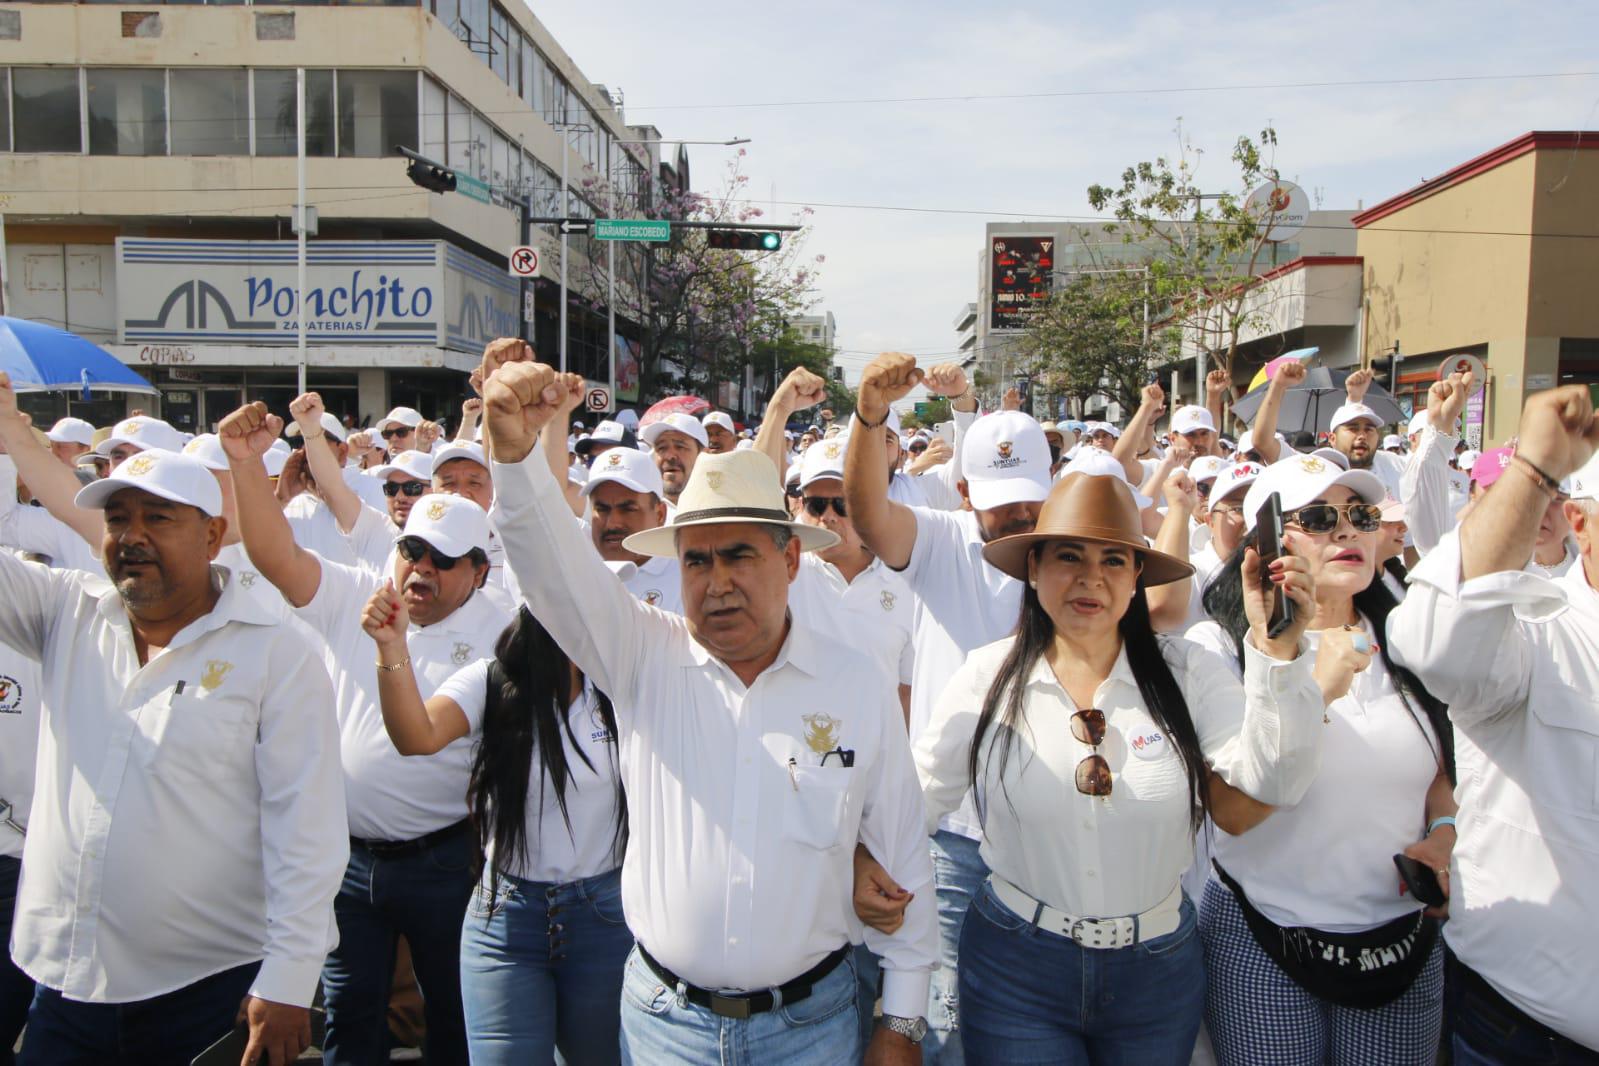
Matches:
[574,419,639,462]
[480,359,937,1064]
[220,403,510,1066]
[702,411,738,454]
[376,406,424,456]
[1170,404,1221,457]
[1,445,347,1065]
[1328,401,1408,500]
[640,412,708,510]
[581,445,681,613]
[371,450,435,528]
[93,414,186,467]
[45,417,96,466]
[1184,459,1265,626]
[0,373,110,573]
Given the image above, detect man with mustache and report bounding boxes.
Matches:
[220,401,512,1066]
[582,444,683,614]
[640,413,708,513]
[844,351,1055,1066]
[0,448,346,1065]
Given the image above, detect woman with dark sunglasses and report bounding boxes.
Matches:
[1192,452,1455,1066]
[913,472,1326,1065]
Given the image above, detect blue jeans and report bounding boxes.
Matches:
[928,828,986,1066]
[958,880,1204,1066]
[1450,958,1599,1065]
[0,856,33,1066]
[618,944,860,1065]
[322,829,477,1066]
[459,866,633,1066]
[19,961,259,1066]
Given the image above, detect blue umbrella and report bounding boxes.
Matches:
[0,316,158,400]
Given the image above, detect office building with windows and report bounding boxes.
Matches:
[0,0,670,432]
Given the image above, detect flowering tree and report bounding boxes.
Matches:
[571,151,823,407]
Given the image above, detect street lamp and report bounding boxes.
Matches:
[603,137,749,409]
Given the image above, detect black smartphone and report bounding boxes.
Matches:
[1393,853,1448,908]
[1253,491,1295,639]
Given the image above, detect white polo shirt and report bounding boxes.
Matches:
[790,553,915,686]
[621,555,683,615]
[0,555,347,1007]
[1388,531,1599,1049]
[298,557,513,840]
[435,666,622,884]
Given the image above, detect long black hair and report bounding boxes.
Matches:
[968,547,1212,831]
[1201,547,1454,783]
[468,606,627,906]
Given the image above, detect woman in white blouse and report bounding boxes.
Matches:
[1191,453,1456,1066]
[362,595,630,1066]
[914,472,1326,1065]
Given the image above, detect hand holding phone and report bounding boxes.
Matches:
[1253,491,1295,640]
[1393,853,1448,909]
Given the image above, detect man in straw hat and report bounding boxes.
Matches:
[480,358,937,1065]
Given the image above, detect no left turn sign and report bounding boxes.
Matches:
[585,386,612,413]
[508,245,541,278]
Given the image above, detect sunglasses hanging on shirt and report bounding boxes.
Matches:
[1071,709,1113,798]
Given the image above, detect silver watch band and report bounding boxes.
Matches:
[879,1013,927,1043]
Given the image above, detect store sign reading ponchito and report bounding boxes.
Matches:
[115,239,518,355]
[989,236,1055,332]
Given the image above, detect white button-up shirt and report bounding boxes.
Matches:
[491,451,938,1019]
[298,557,512,841]
[0,552,42,862]
[1388,530,1599,1049]
[916,634,1323,919]
[791,554,915,686]
[0,556,347,1006]
[0,456,105,576]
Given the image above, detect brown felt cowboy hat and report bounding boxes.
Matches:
[981,472,1194,587]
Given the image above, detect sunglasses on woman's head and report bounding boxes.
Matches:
[1070,709,1113,798]
[1284,502,1383,534]
[802,496,847,518]
[396,536,467,570]
[382,481,428,498]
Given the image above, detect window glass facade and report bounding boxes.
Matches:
[337,69,415,157]
[169,69,248,155]
[88,69,166,156]
[12,68,82,154]
[254,68,335,157]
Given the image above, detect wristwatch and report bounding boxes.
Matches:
[879,1014,929,1044]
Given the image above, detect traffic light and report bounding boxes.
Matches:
[405,158,457,194]
[706,229,782,251]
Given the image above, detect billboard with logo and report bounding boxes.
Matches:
[116,239,517,354]
[989,235,1055,332]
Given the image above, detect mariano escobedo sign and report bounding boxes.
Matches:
[116,239,518,354]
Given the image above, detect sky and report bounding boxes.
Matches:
[528,0,1599,381]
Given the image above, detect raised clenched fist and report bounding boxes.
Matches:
[1206,368,1231,402]
[288,393,327,438]
[1344,367,1374,403]
[1513,384,1599,481]
[922,363,968,400]
[480,337,534,383]
[218,402,284,461]
[858,353,924,423]
[1273,359,1308,388]
[771,366,828,416]
[483,361,566,463]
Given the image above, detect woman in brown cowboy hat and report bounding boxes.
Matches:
[913,471,1327,1065]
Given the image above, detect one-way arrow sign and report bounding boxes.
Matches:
[558,219,591,236]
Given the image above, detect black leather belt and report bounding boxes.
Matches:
[351,818,472,858]
[638,943,849,1020]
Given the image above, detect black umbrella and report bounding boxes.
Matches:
[1230,367,1407,434]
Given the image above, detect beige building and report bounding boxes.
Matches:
[1355,131,1599,447]
[0,0,669,431]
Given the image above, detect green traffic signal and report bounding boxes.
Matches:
[761,232,781,251]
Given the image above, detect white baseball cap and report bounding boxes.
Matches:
[373,449,434,482]
[47,417,96,447]
[1171,406,1216,436]
[263,448,289,478]
[1567,450,1599,501]
[284,412,349,444]
[1382,434,1405,450]
[960,411,1053,511]
[849,407,902,436]
[1456,448,1481,472]
[1329,403,1384,433]
[574,419,639,456]
[1407,410,1431,436]
[1378,497,1408,523]
[431,440,489,473]
[1188,455,1229,483]
[398,494,492,557]
[1235,428,1288,456]
[734,438,755,451]
[379,406,424,431]
[582,445,664,498]
[75,449,224,517]
[1208,460,1264,506]
[1242,452,1386,533]
[1061,446,1152,508]
[179,433,229,472]
[799,434,849,490]
[94,415,186,457]
[702,411,736,434]
[640,412,709,450]
[1084,420,1122,440]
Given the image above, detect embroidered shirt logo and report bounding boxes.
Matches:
[643,590,662,606]
[880,591,896,611]
[803,712,841,754]
[238,571,258,589]
[200,660,234,691]
[0,676,21,714]
[452,642,472,665]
